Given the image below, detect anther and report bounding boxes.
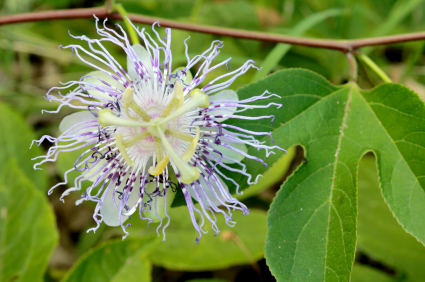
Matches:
[123,88,138,120]
[98,109,153,128]
[116,134,136,166]
[160,89,210,125]
[157,128,200,184]
[181,126,200,162]
[148,155,170,175]
[190,89,210,108]
[161,81,185,118]
[122,87,151,121]
[174,81,185,108]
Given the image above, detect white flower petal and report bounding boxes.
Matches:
[189,174,230,207]
[208,89,238,122]
[85,159,108,182]
[101,175,141,227]
[200,126,248,164]
[141,181,165,223]
[211,142,248,164]
[83,71,124,100]
[59,111,97,134]
[127,44,153,82]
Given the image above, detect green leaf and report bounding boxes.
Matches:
[0,103,47,191]
[124,207,267,271]
[357,156,425,282]
[251,9,344,82]
[363,0,424,54]
[351,264,395,282]
[200,1,259,30]
[62,237,156,282]
[0,160,58,282]
[225,69,425,281]
[370,0,424,37]
[76,222,107,256]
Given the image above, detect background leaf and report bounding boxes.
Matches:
[62,237,155,282]
[56,143,92,192]
[0,102,47,191]
[121,207,267,271]
[351,264,395,282]
[357,156,425,282]
[0,160,58,282]
[187,279,229,282]
[251,8,345,82]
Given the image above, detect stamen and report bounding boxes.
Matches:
[175,82,185,108]
[148,155,170,175]
[123,131,152,147]
[154,137,163,163]
[157,126,200,184]
[123,88,138,120]
[160,89,209,125]
[98,109,153,128]
[160,99,177,118]
[161,81,184,118]
[181,126,200,162]
[123,87,151,121]
[116,134,136,166]
[165,129,194,142]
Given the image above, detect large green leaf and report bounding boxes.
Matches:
[121,207,267,271]
[0,103,47,191]
[0,160,58,282]
[357,156,425,282]
[225,69,425,281]
[62,237,155,282]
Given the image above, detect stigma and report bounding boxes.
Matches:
[97,82,209,184]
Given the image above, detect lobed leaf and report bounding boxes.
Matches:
[225,69,425,281]
[357,156,425,282]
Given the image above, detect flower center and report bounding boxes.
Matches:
[97,82,209,184]
[146,117,167,137]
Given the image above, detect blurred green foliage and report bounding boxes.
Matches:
[1,0,425,281]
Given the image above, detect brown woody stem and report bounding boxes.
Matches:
[1,6,425,53]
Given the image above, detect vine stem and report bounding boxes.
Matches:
[357,52,392,83]
[1,7,425,52]
[346,52,358,82]
[111,3,140,44]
